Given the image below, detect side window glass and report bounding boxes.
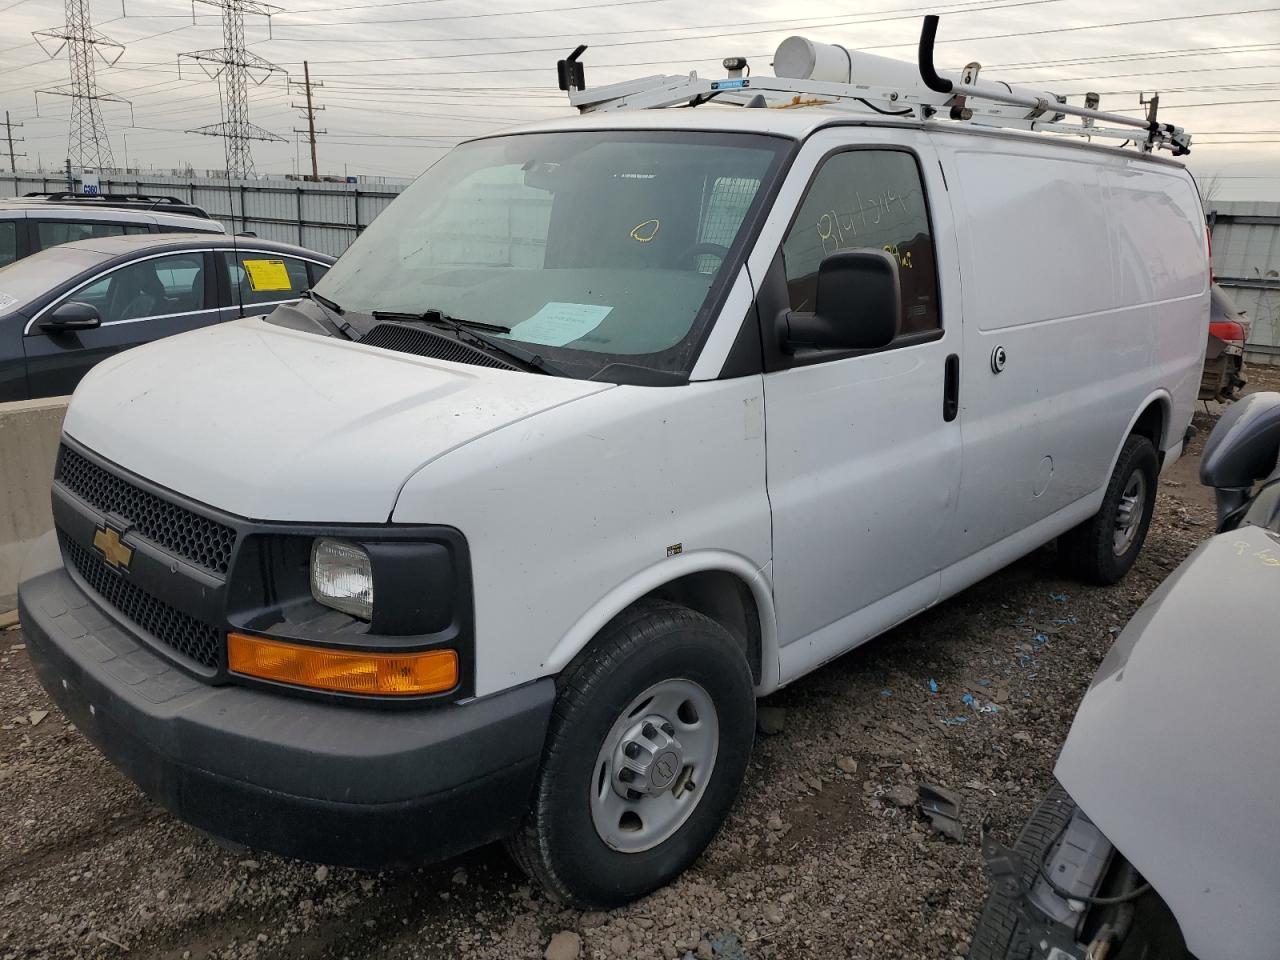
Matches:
[61,254,206,326]
[0,221,16,267]
[124,224,152,235]
[35,220,129,251]
[308,262,330,286]
[782,150,940,336]
[223,253,309,306]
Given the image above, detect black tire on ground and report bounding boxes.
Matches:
[1060,434,1159,585]
[505,600,756,909]
[968,783,1078,960]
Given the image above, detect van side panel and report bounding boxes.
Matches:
[1103,161,1208,453]
[934,134,1207,566]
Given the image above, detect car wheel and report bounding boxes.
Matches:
[505,600,755,909]
[1060,434,1158,585]
[968,783,1078,960]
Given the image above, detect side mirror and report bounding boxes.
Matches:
[1200,391,1280,530]
[783,249,901,353]
[39,301,101,333]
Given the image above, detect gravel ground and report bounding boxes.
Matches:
[3,370,1277,960]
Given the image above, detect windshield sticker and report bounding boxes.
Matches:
[242,259,293,292]
[0,291,16,312]
[508,302,613,347]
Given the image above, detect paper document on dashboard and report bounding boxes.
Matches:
[508,302,612,347]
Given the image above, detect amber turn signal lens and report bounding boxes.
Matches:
[228,633,458,696]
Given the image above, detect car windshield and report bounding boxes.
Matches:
[315,130,790,380]
[0,244,109,315]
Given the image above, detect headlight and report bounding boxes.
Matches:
[310,537,373,620]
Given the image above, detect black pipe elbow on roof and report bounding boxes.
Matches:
[919,15,953,94]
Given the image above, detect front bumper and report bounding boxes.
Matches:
[18,530,554,868]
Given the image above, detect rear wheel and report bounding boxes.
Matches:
[1060,434,1158,584]
[505,600,755,908]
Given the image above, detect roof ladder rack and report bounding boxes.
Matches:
[556,14,1192,157]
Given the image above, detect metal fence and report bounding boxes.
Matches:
[0,172,409,258]
[1208,200,1280,366]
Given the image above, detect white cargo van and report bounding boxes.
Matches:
[19,18,1208,908]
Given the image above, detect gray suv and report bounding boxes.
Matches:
[0,193,224,268]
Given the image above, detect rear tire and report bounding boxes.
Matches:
[505,600,755,909]
[1060,434,1158,585]
[968,784,1077,960]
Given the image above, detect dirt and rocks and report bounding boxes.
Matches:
[3,373,1276,960]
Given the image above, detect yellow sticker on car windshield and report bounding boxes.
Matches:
[242,258,293,292]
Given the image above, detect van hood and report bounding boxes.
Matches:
[63,316,612,522]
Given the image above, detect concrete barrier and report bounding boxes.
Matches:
[0,396,69,611]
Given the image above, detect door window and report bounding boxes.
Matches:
[223,252,310,306]
[782,150,940,337]
[0,220,16,267]
[63,253,206,325]
[34,220,149,251]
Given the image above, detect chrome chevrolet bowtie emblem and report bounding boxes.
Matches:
[92,523,133,571]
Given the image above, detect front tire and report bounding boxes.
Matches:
[968,784,1078,960]
[1060,434,1158,585]
[505,600,755,909]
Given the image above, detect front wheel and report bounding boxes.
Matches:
[968,784,1078,960]
[505,600,755,908]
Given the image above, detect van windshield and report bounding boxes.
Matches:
[315,130,789,381]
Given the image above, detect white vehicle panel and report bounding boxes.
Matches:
[936,132,1208,557]
[62,316,611,522]
[741,127,965,680]
[392,378,771,698]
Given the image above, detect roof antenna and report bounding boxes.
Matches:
[745,94,767,108]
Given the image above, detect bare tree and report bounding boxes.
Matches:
[1195,171,1226,207]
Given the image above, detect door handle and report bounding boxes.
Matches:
[943,353,959,422]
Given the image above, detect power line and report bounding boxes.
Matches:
[989,42,1280,71]
[272,0,1004,30]
[266,0,1061,45]
[262,5,1276,66]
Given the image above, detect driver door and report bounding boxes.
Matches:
[753,129,964,679]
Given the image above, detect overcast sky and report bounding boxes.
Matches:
[0,0,1276,198]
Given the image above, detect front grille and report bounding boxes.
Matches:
[60,532,222,670]
[56,445,237,576]
[360,322,520,371]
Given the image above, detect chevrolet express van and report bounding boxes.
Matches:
[18,32,1209,908]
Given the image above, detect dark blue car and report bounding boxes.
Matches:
[0,232,335,401]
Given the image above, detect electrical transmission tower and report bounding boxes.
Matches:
[180,0,285,180]
[290,61,325,181]
[33,0,127,170]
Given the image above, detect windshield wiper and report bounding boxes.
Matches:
[299,289,359,340]
[371,308,568,376]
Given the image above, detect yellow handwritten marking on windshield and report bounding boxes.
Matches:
[242,259,293,292]
[629,219,661,243]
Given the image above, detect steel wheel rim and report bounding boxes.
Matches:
[1113,469,1147,556]
[589,678,719,854]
